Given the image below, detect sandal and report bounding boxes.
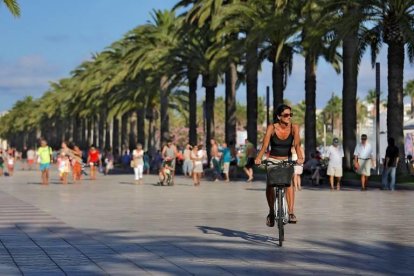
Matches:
[266,212,275,227]
[288,214,297,224]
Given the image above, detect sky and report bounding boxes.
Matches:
[0,0,413,113]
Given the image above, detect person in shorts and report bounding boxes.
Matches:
[354,134,374,191]
[219,142,232,182]
[0,149,4,176]
[87,145,101,180]
[326,138,344,190]
[243,139,256,182]
[291,146,304,191]
[27,147,36,170]
[37,139,53,185]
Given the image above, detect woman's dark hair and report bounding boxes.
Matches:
[273,104,292,122]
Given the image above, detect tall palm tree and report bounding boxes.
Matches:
[297,0,341,159]
[357,0,414,172]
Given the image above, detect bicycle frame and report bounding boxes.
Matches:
[274,186,288,246]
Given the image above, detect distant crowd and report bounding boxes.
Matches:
[0,137,260,187]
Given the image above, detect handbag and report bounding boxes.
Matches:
[266,164,294,186]
[130,160,136,168]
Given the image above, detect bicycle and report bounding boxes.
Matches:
[259,159,297,247]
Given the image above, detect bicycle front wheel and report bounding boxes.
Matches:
[277,187,284,246]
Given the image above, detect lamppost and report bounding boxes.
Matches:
[375,62,380,175]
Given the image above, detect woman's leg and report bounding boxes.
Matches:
[138,165,143,180]
[266,186,275,212]
[286,184,295,214]
[134,167,139,181]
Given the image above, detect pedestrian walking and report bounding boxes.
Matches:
[37,139,53,185]
[244,139,256,182]
[182,144,193,177]
[291,145,304,191]
[210,139,221,181]
[0,149,4,176]
[87,145,101,180]
[21,146,28,170]
[132,143,144,184]
[27,147,36,170]
[6,148,15,176]
[57,152,70,184]
[382,137,399,191]
[326,138,344,191]
[72,145,83,182]
[191,144,204,186]
[103,148,114,175]
[219,142,231,182]
[162,139,178,182]
[354,134,374,191]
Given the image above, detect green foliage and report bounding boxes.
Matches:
[2,0,20,17]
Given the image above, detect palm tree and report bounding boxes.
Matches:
[298,0,341,160]
[323,94,342,136]
[2,0,20,17]
[357,0,414,172]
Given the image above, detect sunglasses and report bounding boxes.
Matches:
[281,113,293,118]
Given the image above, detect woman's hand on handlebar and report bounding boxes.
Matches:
[254,157,262,165]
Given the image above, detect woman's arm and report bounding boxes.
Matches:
[293,124,304,164]
[255,124,274,164]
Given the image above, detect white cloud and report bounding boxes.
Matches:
[0,55,60,89]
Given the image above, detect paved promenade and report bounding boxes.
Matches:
[0,169,413,275]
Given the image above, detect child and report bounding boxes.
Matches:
[58,152,70,184]
[158,157,174,185]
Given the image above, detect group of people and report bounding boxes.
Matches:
[156,138,256,186]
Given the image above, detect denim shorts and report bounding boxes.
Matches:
[39,163,50,171]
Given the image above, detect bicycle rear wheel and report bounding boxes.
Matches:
[277,187,284,246]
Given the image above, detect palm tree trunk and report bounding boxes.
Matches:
[160,75,170,145]
[137,108,145,146]
[98,112,105,149]
[246,44,259,147]
[121,112,129,152]
[188,70,198,146]
[273,60,285,111]
[387,42,406,173]
[225,62,237,145]
[105,120,111,150]
[304,54,317,161]
[203,73,217,163]
[113,117,120,155]
[81,118,87,148]
[129,110,137,149]
[342,31,358,170]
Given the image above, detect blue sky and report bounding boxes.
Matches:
[0,0,413,113]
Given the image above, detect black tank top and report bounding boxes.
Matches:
[269,124,294,157]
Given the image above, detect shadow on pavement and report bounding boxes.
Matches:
[1,222,412,275]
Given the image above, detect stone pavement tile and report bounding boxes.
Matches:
[0,266,21,276]
[60,265,107,275]
[132,259,192,275]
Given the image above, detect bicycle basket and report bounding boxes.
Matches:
[266,164,294,186]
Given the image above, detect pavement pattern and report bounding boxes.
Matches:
[0,169,413,275]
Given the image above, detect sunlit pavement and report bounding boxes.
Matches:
[0,169,413,275]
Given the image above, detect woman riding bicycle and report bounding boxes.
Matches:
[255,104,304,226]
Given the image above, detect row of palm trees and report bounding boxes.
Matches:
[1,0,414,170]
